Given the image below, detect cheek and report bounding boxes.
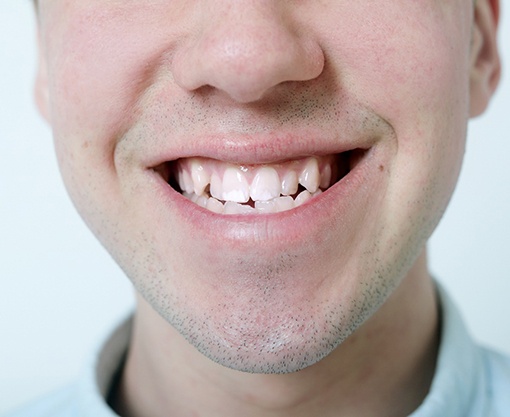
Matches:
[43,2,188,157]
[318,3,472,250]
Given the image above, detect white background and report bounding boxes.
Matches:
[1,1,509,414]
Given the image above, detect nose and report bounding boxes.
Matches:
[171,1,325,103]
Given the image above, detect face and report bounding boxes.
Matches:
[35,0,497,373]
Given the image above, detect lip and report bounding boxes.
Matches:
[141,128,379,168]
[146,140,388,251]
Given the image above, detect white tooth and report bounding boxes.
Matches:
[281,170,299,196]
[207,197,224,214]
[255,200,277,213]
[222,167,250,203]
[191,160,210,195]
[196,195,209,208]
[182,192,194,200]
[320,164,332,189]
[312,189,323,198]
[224,201,254,215]
[210,173,223,200]
[295,190,312,207]
[250,167,281,202]
[299,158,320,193]
[181,169,194,194]
[274,196,295,213]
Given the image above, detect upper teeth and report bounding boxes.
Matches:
[175,156,336,214]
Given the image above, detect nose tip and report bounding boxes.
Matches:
[172,6,324,103]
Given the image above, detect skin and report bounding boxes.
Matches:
[35,0,500,416]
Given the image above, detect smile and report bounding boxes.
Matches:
[162,151,365,215]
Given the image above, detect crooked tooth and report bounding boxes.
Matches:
[281,170,299,196]
[222,167,250,203]
[207,197,224,214]
[190,159,210,195]
[299,158,320,193]
[250,167,281,202]
[224,201,254,215]
[274,196,295,213]
[295,190,312,207]
[320,164,332,189]
[210,173,223,200]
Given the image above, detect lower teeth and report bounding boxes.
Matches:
[183,189,323,215]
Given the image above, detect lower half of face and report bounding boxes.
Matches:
[43,0,472,372]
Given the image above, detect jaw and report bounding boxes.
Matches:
[107,140,405,374]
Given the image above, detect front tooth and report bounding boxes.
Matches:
[224,201,254,215]
[255,200,277,213]
[210,173,223,200]
[222,167,250,203]
[281,171,299,196]
[191,159,210,195]
[299,158,320,193]
[250,167,281,201]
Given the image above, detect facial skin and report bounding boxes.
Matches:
[35,0,500,415]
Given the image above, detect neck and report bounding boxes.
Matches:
[111,251,439,417]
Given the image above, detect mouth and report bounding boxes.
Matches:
[155,150,366,215]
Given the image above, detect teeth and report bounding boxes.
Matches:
[210,173,223,200]
[176,154,339,215]
[224,201,255,214]
[295,190,312,207]
[206,197,224,214]
[179,169,194,194]
[281,170,299,196]
[222,167,250,203]
[320,164,332,189]
[254,200,277,213]
[274,196,295,212]
[250,167,281,202]
[190,159,210,195]
[298,158,320,193]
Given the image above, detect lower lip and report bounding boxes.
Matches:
[150,146,386,251]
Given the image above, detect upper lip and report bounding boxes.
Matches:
[140,128,380,170]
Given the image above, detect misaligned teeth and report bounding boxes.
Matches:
[174,154,339,214]
[298,157,320,194]
[281,170,299,196]
[295,190,312,206]
[190,159,210,195]
[210,173,223,200]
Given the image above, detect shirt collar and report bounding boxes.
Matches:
[410,283,487,417]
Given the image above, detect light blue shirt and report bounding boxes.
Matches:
[4,286,510,416]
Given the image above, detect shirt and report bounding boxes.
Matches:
[4,285,510,417]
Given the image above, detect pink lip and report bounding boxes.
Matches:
[147,143,387,251]
[141,129,379,168]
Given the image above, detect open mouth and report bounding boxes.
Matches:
[156,150,366,215]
